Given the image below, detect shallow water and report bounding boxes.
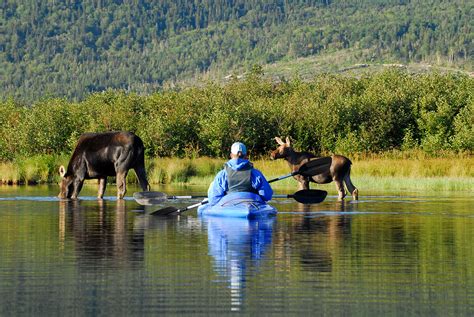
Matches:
[0,185,473,316]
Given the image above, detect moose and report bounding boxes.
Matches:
[58,131,150,199]
[271,137,358,201]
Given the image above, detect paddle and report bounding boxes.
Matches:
[148,189,327,216]
[135,188,327,206]
[149,199,209,216]
[267,156,332,183]
[133,191,207,206]
[273,189,327,204]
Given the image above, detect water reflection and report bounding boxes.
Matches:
[272,201,355,275]
[1,186,473,315]
[202,216,275,311]
[58,199,144,269]
[295,213,352,273]
[292,199,355,213]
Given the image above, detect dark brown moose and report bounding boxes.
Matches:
[271,137,358,200]
[58,131,150,199]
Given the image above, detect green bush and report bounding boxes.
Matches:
[0,99,27,160]
[0,70,471,163]
[414,73,471,152]
[451,101,474,151]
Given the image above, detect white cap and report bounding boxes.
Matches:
[231,142,247,155]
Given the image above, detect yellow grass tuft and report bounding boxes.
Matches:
[0,162,20,184]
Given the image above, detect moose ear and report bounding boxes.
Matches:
[285,137,291,146]
[59,165,66,177]
[275,137,284,145]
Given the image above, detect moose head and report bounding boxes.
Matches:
[58,165,75,199]
[270,137,293,160]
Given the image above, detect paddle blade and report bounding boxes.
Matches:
[149,206,179,216]
[291,189,327,204]
[133,191,167,205]
[298,157,332,177]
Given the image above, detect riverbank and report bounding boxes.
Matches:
[0,154,472,193]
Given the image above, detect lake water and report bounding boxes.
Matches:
[0,185,473,316]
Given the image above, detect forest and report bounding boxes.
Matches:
[1,0,472,102]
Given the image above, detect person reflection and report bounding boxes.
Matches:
[204,216,275,311]
[59,199,144,268]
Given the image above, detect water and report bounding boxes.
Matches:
[0,185,473,316]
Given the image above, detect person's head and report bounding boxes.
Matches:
[230,142,247,159]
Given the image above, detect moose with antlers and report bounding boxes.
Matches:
[271,137,358,201]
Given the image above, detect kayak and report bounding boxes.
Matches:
[197,192,277,218]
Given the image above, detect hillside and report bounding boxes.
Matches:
[1,0,472,102]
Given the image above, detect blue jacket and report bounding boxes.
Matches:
[207,158,273,205]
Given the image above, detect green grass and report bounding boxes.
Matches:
[1,154,472,193]
[1,155,65,184]
[350,176,473,193]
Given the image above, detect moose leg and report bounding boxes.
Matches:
[351,188,359,200]
[298,179,310,191]
[295,175,310,191]
[98,177,107,199]
[70,178,84,199]
[335,179,346,201]
[116,171,128,199]
[343,171,359,200]
[134,166,150,191]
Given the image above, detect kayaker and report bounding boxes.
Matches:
[207,142,273,205]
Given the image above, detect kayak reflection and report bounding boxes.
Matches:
[202,216,275,311]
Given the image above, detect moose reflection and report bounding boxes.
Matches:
[58,199,144,268]
[271,137,358,200]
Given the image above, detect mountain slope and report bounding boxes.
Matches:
[1,0,472,101]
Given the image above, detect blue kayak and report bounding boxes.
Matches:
[197,192,277,218]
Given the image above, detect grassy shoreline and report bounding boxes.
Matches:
[0,154,472,193]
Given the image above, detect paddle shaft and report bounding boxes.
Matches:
[273,194,296,198]
[168,195,207,200]
[150,199,208,216]
[267,156,332,183]
[268,172,298,183]
[177,200,208,213]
